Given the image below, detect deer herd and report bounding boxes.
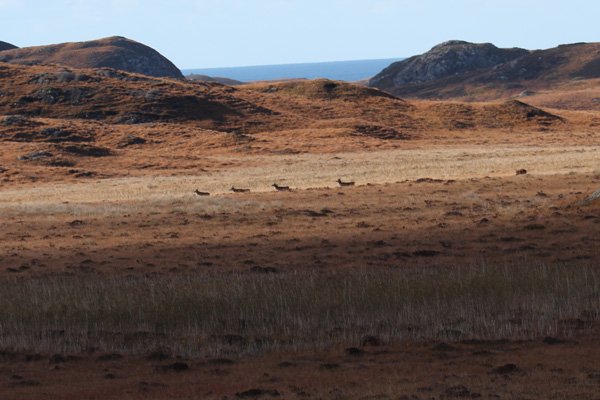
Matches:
[194,179,356,197]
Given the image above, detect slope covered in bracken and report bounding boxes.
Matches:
[0,63,570,134]
[0,36,183,78]
[0,62,272,129]
[238,79,571,136]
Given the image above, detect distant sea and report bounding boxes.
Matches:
[181,58,403,83]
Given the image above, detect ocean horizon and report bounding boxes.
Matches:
[181,58,403,83]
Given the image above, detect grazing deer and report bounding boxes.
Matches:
[337,178,355,187]
[194,190,210,196]
[230,186,250,193]
[272,183,292,192]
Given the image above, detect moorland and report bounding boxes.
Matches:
[0,38,598,399]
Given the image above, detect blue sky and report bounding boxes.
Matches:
[0,0,598,69]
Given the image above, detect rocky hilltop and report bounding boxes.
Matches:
[0,36,183,79]
[0,41,18,51]
[370,41,528,90]
[369,41,600,100]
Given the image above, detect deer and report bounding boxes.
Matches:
[230,186,250,193]
[194,190,210,196]
[337,178,355,187]
[272,183,292,192]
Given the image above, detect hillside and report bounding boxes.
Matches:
[370,41,527,89]
[186,74,243,85]
[238,79,571,136]
[0,62,270,129]
[369,41,600,104]
[243,79,400,101]
[0,36,183,78]
[0,41,18,51]
[0,62,579,190]
[0,62,580,185]
[0,62,574,140]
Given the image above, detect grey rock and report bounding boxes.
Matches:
[580,189,600,205]
[18,151,53,161]
[370,41,528,89]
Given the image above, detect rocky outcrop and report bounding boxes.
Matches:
[370,41,528,90]
[0,36,183,79]
[579,188,600,205]
[369,41,600,100]
[0,41,18,52]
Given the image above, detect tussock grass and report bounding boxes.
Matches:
[0,262,597,358]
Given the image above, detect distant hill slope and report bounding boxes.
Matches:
[186,74,243,86]
[0,41,18,51]
[238,79,568,134]
[0,62,270,128]
[0,36,183,79]
[0,62,570,137]
[369,41,600,102]
[370,41,528,89]
[243,79,399,101]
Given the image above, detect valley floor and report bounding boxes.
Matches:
[0,144,598,276]
[0,143,598,399]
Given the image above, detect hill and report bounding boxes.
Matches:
[370,41,527,90]
[243,79,399,100]
[0,62,571,138]
[0,41,18,51]
[369,41,600,103]
[0,62,270,129]
[0,36,183,79]
[186,74,243,85]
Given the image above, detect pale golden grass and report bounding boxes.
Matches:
[0,145,598,216]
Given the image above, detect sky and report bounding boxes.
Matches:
[0,0,599,69]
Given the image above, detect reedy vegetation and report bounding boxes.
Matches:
[0,261,597,358]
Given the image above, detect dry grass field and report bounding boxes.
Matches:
[0,62,599,399]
